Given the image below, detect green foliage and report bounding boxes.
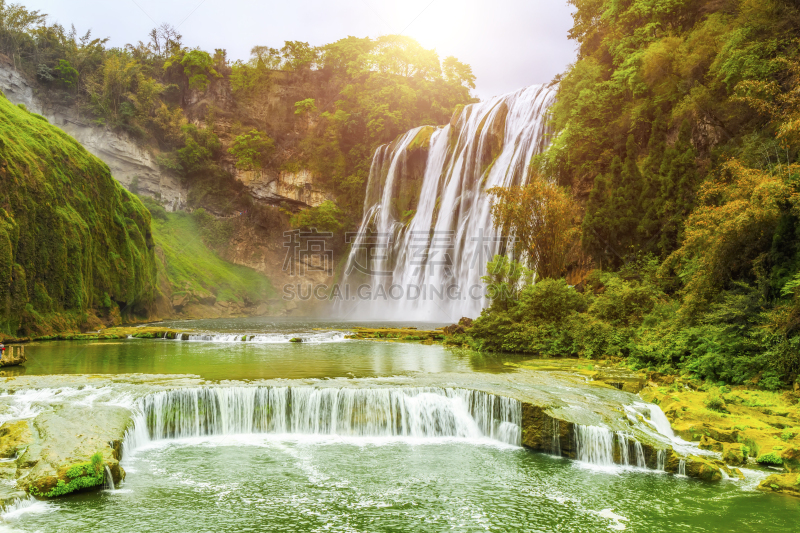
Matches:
[288,201,345,233]
[228,130,274,170]
[481,256,532,311]
[516,279,587,322]
[177,49,220,91]
[294,98,317,115]
[176,124,221,176]
[463,0,800,388]
[704,394,727,412]
[756,452,784,465]
[0,94,157,337]
[151,210,275,305]
[54,59,78,89]
[30,453,104,498]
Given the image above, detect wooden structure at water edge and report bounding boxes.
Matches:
[0,345,26,367]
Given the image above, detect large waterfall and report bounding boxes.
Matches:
[124,387,522,450]
[338,85,556,321]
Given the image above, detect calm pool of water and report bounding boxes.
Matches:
[14,318,518,381]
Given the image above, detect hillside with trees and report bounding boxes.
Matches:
[462,0,800,390]
[0,2,475,220]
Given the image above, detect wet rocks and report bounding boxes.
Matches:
[758,473,800,496]
[0,420,32,459]
[13,404,130,497]
[722,443,748,466]
[665,453,725,482]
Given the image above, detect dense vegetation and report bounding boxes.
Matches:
[0,84,276,339]
[0,3,475,220]
[0,93,157,336]
[464,0,800,389]
[141,198,276,306]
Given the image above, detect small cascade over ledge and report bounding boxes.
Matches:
[123,387,522,451]
[338,85,556,321]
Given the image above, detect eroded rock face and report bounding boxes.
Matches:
[234,168,332,208]
[0,61,187,211]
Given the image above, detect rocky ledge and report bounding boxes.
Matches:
[640,378,800,497]
[0,364,783,503]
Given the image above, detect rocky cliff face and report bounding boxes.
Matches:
[0,61,332,212]
[0,61,187,211]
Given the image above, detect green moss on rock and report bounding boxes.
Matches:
[757,452,784,465]
[31,453,104,498]
[0,92,158,337]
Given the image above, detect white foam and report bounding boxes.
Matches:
[174,332,348,344]
[597,508,629,530]
[1,497,55,521]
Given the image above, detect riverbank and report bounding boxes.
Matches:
[639,378,800,497]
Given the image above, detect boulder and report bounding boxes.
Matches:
[0,420,32,458]
[698,436,722,452]
[781,447,800,473]
[687,456,724,482]
[666,454,724,482]
[721,443,747,466]
[15,404,130,497]
[758,473,800,497]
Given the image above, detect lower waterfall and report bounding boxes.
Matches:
[123,387,522,451]
[574,425,648,468]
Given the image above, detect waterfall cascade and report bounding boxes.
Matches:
[573,425,648,468]
[103,465,115,491]
[338,85,556,321]
[173,332,346,344]
[124,387,522,451]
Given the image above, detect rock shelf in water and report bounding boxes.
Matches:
[0,366,695,504]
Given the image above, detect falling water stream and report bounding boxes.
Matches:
[338,85,556,321]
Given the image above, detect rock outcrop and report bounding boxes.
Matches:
[0,61,187,211]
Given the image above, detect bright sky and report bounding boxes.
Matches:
[21,0,577,99]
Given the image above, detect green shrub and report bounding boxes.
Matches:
[756,452,783,466]
[31,453,105,498]
[704,394,727,412]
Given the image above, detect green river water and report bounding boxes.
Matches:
[1,318,797,532]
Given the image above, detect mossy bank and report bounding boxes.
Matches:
[0,93,158,337]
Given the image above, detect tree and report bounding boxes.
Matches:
[442,56,476,90]
[289,201,345,233]
[294,98,317,115]
[488,175,580,279]
[228,130,275,171]
[280,41,317,71]
[481,255,532,311]
[179,50,220,91]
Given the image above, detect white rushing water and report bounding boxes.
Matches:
[338,85,556,321]
[573,426,648,469]
[173,331,348,344]
[123,387,522,452]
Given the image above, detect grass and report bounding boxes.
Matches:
[151,211,275,305]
